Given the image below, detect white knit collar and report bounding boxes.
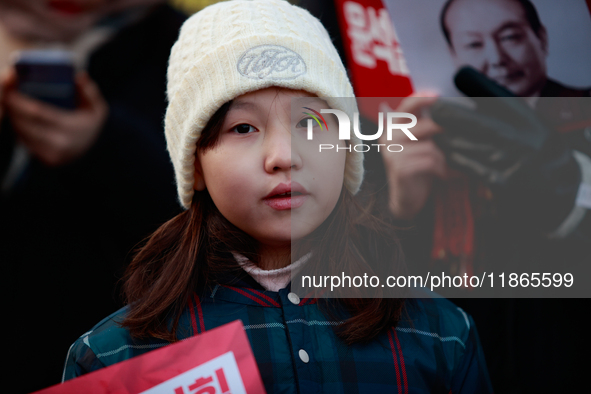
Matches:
[232,252,311,292]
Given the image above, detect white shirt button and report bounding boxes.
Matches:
[299,349,309,363]
[288,292,300,305]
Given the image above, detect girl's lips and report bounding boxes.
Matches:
[264,182,308,199]
[263,194,307,210]
[263,182,308,210]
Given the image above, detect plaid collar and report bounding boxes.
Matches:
[205,282,318,308]
[204,254,318,307]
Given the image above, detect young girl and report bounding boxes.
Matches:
[63,1,492,392]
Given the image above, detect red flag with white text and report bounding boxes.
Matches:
[333,0,413,122]
[34,321,265,394]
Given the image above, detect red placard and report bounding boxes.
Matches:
[333,0,413,121]
[35,320,265,394]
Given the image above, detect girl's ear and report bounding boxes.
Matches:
[193,157,206,191]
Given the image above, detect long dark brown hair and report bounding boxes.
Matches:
[122,100,406,344]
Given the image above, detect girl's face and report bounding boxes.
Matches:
[195,87,346,252]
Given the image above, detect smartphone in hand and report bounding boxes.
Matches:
[14,49,76,110]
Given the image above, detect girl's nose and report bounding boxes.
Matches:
[263,129,301,173]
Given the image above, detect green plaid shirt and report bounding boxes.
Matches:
[63,277,492,393]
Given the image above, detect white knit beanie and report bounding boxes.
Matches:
[165,0,363,209]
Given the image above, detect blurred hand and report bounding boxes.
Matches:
[431,67,582,233]
[2,68,107,166]
[380,95,449,220]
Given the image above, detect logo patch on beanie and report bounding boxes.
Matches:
[237,45,307,80]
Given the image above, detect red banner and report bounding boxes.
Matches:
[35,321,265,394]
[333,0,413,121]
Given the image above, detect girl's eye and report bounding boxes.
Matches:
[232,124,257,134]
[296,117,314,128]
